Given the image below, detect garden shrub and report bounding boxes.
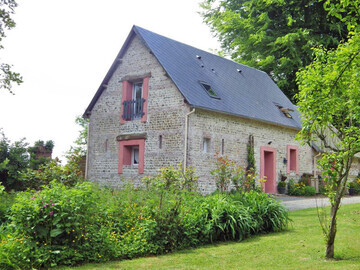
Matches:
[230,191,289,233]
[201,194,255,242]
[288,179,316,196]
[0,191,15,223]
[348,178,360,194]
[18,152,84,190]
[211,155,258,193]
[1,166,290,269]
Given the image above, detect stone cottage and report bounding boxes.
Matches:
[83,25,322,194]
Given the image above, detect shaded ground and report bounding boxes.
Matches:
[276,195,360,211]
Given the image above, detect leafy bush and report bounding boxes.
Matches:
[278,181,286,188]
[288,179,316,196]
[1,166,289,269]
[211,155,258,192]
[348,179,360,194]
[230,191,289,233]
[0,132,29,191]
[0,191,15,223]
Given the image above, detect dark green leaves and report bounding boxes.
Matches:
[200,0,349,100]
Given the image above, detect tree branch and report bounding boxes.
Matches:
[332,49,360,88]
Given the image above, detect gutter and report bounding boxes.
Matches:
[184,108,195,172]
[85,121,90,179]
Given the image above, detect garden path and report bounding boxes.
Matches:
[276,195,360,211]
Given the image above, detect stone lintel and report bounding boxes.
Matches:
[116,133,147,141]
[119,72,152,82]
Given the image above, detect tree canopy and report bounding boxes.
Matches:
[200,0,351,100]
[296,0,360,259]
[0,0,22,93]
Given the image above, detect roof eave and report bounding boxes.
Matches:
[83,26,138,119]
[191,105,302,131]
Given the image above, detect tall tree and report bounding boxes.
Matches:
[296,0,360,259]
[0,0,22,93]
[0,130,29,190]
[71,116,88,156]
[200,0,350,100]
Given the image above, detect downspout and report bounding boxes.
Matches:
[313,152,321,192]
[184,108,195,172]
[85,121,90,179]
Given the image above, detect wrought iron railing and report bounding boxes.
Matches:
[122,98,145,120]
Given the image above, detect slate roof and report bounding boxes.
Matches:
[84,25,302,130]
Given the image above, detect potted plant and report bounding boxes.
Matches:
[277,180,286,194]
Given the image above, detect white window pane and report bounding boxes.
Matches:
[133,83,143,100]
[133,147,139,165]
[203,138,210,153]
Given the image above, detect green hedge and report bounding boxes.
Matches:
[0,181,289,269]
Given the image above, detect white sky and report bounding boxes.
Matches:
[0,0,220,161]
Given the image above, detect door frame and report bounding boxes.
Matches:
[260,146,277,194]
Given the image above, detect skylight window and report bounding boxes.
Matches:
[274,103,294,119]
[200,82,219,99]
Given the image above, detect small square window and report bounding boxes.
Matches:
[203,138,210,153]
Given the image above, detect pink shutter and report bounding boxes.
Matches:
[120,81,132,124]
[141,77,149,123]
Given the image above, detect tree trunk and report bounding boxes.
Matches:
[326,201,339,258]
[325,174,348,259]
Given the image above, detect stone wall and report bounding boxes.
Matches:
[87,35,189,188]
[87,33,359,194]
[187,109,314,194]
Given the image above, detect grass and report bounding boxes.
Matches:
[60,203,360,270]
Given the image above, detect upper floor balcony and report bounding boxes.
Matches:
[122,98,146,121]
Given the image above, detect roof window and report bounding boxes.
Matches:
[200,82,219,99]
[274,103,293,118]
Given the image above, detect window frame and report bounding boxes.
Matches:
[199,81,220,99]
[203,137,211,153]
[120,77,149,124]
[132,81,143,120]
[118,139,145,174]
[287,145,299,175]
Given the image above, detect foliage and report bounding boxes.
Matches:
[28,140,54,152]
[287,179,316,196]
[246,135,255,172]
[200,0,350,100]
[232,191,290,233]
[211,155,257,193]
[348,179,360,194]
[277,181,286,188]
[0,188,15,223]
[0,130,29,191]
[142,164,198,192]
[69,116,89,157]
[296,1,360,256]
[28,140,54,170]
[0,172,289,268]
[0,0,22,93]
[18,153,84,190]
[61,204,360,270]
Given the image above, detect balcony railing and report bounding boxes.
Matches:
[122,98,146,120]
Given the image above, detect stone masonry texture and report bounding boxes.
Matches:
[87,35,188,188]
[87,33,358,194]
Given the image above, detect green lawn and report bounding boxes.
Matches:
[60,204,360,270]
